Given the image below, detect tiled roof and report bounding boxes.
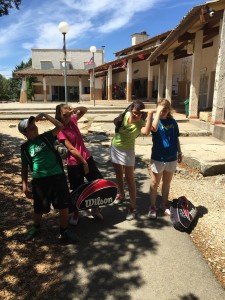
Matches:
[15,66,89,77]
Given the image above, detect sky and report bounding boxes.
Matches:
[0,0,206,79]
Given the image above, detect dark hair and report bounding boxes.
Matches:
[55,104,71,120]
[130,100,145,111]
[130,100,146,120]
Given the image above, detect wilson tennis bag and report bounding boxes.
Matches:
[170,196,198,232]
[70,179,118,210]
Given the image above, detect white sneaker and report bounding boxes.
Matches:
[148,206,157,219]
[91,208,103,220]
[126,208,137,221]
[114,193,125,205]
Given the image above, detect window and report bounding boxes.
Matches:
[60,62,72,69]
[41,61,53,70]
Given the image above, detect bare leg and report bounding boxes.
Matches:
[33,212,42,226]
[161,171,174,208]
[59,208,69,228]
[124,166,136,209]
[112,162,125,196]
[149,169,163,207]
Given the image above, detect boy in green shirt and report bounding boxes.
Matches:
[18,113,78,243]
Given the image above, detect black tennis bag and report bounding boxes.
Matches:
[170,196,198,232]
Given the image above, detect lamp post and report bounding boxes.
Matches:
[58,21,69,103]
[90,45,97,106]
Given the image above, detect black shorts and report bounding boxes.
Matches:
[32,174,71,214]
[67,156,103,191]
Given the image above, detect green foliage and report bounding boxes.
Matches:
[11,59,33,100]
[0,74,10,100]
[0,0,21,17]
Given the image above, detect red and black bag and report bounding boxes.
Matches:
[70,179,118,210]
[170,196,198,232]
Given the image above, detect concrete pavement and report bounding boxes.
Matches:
[58,158,225,300]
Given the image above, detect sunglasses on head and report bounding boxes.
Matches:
[131,110,142,116]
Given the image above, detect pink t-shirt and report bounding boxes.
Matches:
[57,114,90,166]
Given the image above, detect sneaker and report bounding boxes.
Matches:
[91,207,103,220]
[114,193,125,205]
[148,206,157,219]
[60,229,79,243]
[159,204,171,216]
[69,210,79,226]
[164,208,171,216]
[25,225,40,241]
[126,208,137,221]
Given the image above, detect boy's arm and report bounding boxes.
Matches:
[21,165,33,199]
[35,113,64,136]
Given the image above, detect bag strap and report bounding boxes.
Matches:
[21,141,33,171]
[115,103,133,133]
[39,135,64,172]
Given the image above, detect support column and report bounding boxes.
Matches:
[147,61,153,99]
[158,59,164,101]
[90,72,94,101]
[79,76,83,100]
[166,52,174,103]
[126,59,132,102]
[19,77,27,103]
[107,65,112,100]
[211,12,225,124]
[189,30,203,118]
[43,76,47,102]
[95,77,102,100]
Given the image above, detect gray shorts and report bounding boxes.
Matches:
[150,159,177,174]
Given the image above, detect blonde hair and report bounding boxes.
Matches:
[157,99,173,118]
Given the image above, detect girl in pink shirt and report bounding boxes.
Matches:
[55,104,103,225]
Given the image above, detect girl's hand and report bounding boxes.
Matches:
[156,104,165,113]
[141,109,156,114]
[178,152,183,163]
[83,163,89,175]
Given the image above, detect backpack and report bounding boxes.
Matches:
[21,134,64,172]
[170,196,198,232]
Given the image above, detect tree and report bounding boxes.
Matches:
[0,75,10,100]
[9,58,32,100]
[0,0,21,17]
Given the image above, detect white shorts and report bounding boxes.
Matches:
[110,144,135,166]
[150,159,177,174]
